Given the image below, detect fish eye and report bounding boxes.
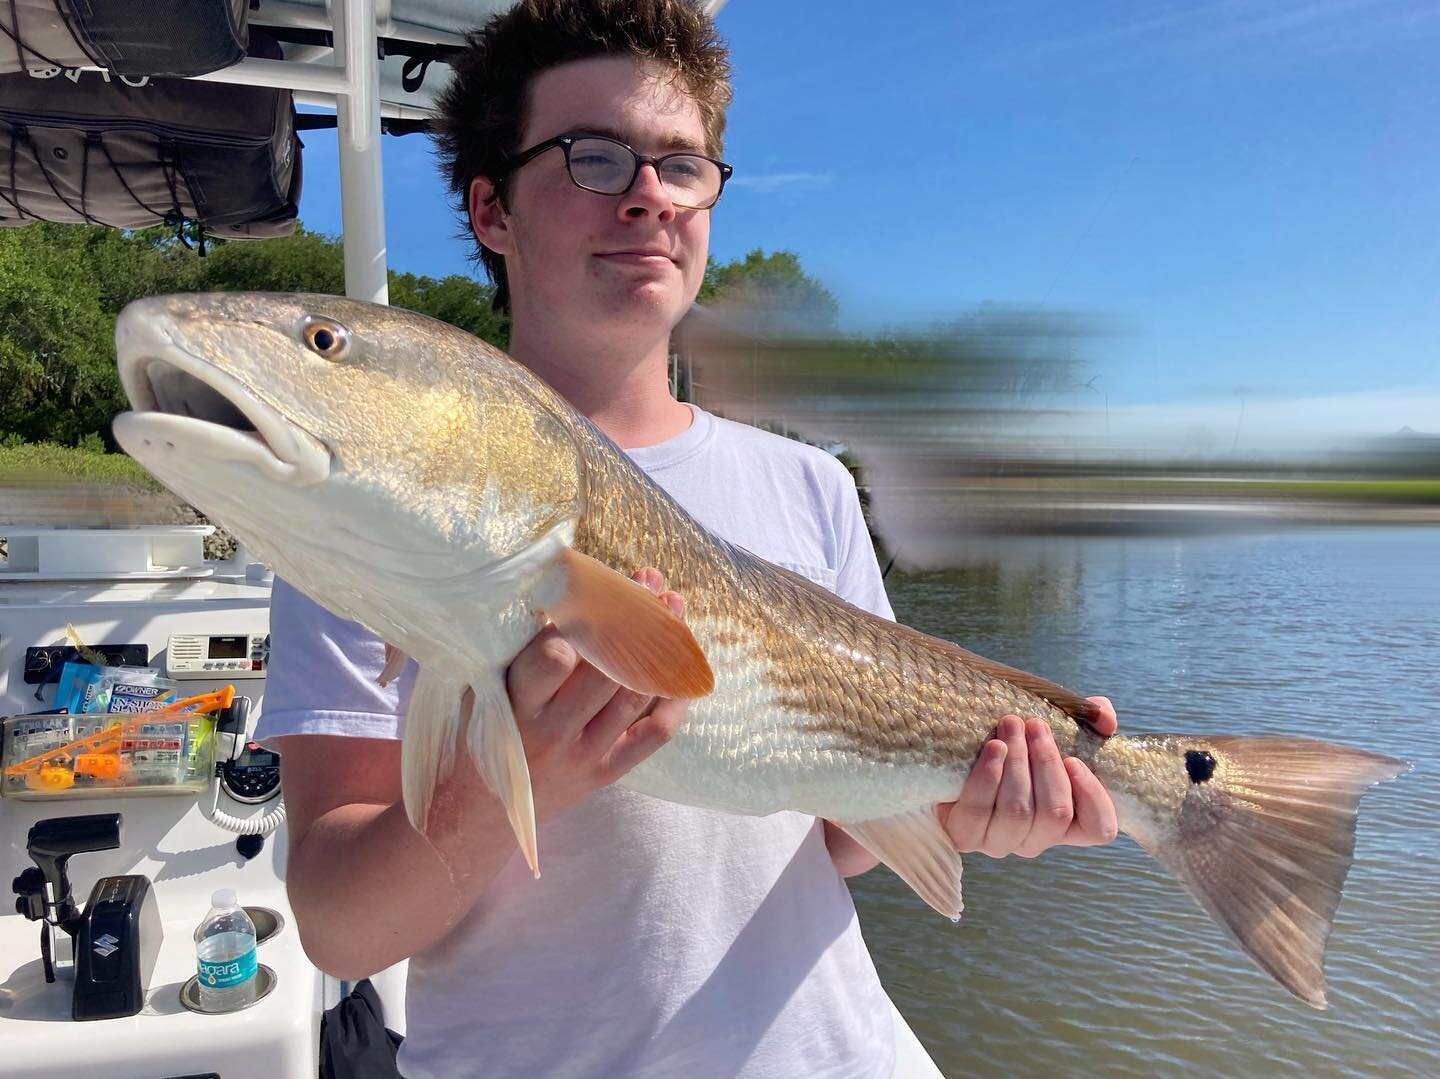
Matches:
[302,318,349,360]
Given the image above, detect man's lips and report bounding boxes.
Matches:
[595,250,677,266]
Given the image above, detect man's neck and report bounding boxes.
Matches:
[509,321,693,450]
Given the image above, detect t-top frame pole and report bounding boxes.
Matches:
[188,0,389,305]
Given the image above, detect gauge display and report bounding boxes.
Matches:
[207,636,247,659]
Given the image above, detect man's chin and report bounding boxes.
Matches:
[600,282,692,332]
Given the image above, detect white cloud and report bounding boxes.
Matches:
[728,172,833,194]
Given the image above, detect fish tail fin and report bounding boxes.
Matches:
[1125,735,1405,1009]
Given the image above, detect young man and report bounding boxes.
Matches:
[258,2,1119,1076]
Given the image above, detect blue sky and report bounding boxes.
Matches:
[297,1,1439,445]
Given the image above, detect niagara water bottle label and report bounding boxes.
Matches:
[199,946,256,989]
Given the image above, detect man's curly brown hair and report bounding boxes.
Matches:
[431,0,733,314]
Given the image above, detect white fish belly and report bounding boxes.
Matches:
[619,631,970,822]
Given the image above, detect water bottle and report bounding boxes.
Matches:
[194,888,257,1010]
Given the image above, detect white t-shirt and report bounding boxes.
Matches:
[257,404,899,1078]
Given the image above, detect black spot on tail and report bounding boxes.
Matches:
[1186,749,1217,784]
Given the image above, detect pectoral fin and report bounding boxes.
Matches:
[838,809,964,920]
[534,548,714,700]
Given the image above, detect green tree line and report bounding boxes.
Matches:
[0,222,511,448]
[1,216,1079,458]
[0,224,838,450]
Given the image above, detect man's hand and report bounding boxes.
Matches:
[938,696,1119,859]
[506,567,689,823]
[825,696,1120,876]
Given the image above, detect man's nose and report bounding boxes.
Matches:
[619,162,674,219]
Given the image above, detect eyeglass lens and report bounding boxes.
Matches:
[568,138,721,207]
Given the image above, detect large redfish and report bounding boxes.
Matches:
[111,292,1405,1008]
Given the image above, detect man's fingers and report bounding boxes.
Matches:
[1086,695,1118,738]
[981,715,1033,857]
[602,696,687,779]
[1064,757,1119,846]
[534,661,621,744]
[507,626,580,721]
[582,686,656,751]
[1017,719,1073,858]
[943,738,1007,853]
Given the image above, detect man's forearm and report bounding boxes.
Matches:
[287,775,516,980]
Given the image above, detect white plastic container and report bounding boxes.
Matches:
[194,888,258,1011]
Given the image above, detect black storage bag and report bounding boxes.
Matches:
[0,31,300,238]
[319,979,404,1079]
[1,0,249,78]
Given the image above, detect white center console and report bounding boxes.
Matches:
[0,528,342,1078]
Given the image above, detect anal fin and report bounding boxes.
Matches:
[838,808,964,920]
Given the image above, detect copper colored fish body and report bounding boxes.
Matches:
[111,293,1405,1009]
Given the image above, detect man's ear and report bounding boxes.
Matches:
[469,177,513,255]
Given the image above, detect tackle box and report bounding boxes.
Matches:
[1,710,216,799]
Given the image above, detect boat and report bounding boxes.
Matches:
[1,3,476,1071]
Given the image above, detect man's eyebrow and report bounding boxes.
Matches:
[567,125,708,153]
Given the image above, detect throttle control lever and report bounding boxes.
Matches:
[12,813,122,982]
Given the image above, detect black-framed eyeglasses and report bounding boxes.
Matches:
[497,133,733,210]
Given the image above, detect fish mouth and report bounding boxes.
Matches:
[111,303,329,487]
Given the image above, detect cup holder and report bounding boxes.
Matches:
[180,964,277,1014]
[244,905,285,946]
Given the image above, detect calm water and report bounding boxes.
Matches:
[855,526,1439,1078]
